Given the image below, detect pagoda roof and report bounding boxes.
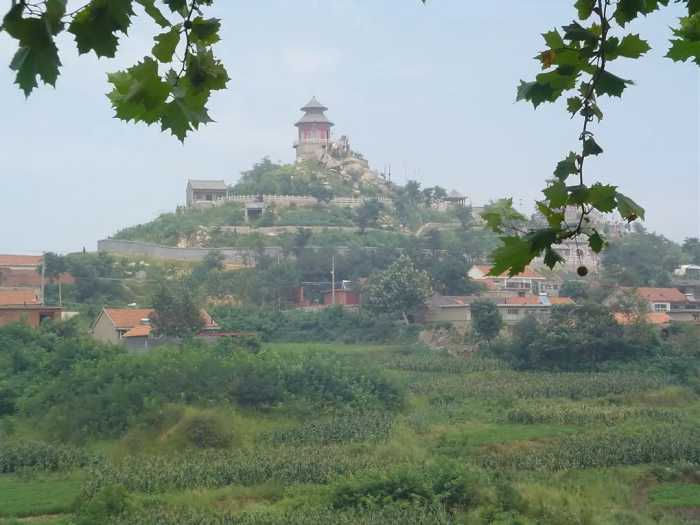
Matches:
[301,96,327,111]
[295,112,334,127]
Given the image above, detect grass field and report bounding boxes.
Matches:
[1,342,699,524]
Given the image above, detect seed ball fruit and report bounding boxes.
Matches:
[577,265,588,277]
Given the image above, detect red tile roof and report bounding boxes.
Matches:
[474,265,545,279]
[503,295,574,306]
[0,254,43,267]
[123,324,152,337]
[103,308,154,329]
[634,287,688,303]
[0,288,41,305]
[549,297,575,305]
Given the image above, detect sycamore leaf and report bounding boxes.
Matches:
[562,21,597,42]
[543,29,564,49]
[164,0,188,15]
[45,0,67,35]
[136,0,171,27]
[614,0,665,27]
[616,192,646,222]
[537,202,566,228]
[152,25,181,63]
[544,246,565,269]
[543,181,569,208]
[583,137,603,156]
[516,80,558,108]
[185,47,229,92]
[190,17,221,45]
[554,151,578,181]
[588,183,618,212]
[667,38,700,65]
[489,236,537,277]
[690,0,700,15]
[595,70,633,97]
[107,57,170,124]
[567,96,583,115]
[617,34,651,58]
[3,5,62,95]
[588,230,605,253]
[69,0,135,58]
[526,228,559,251]
[575,0,596,20]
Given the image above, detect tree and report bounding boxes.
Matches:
[602,232,683,287]
[559,280,589,301]
[355,199,384,234]
[40,252,66,281]
[454,205,474,230]
[151,282,204,338]
[430,254,482,296]
[292,227,312,257]
[682,237,700,265]
[309,183,334,205]
[363,255,431,322]
[470,299,502,343]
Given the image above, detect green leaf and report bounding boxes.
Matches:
[666,38,700,65]
[537,202,566,228]
[562,21,597,42]
[489,236,537,277]
[690,0,700,15]
[526,228,559,251]
[164,0,188,15]
[190,17,221,45]
[516,80,558,108]
[185,46,229,92]
[583,137,603,156]
[588,183,618,212]
[543,181,569,208]
[616,192,646,222]
[543,246,565,269]
[614,0,666,27]
[568,185,590,205]
[45,0,67,35]
[69,0,135,58]
[575,0,596,20]
[543,29,564,49]
[107,57,170,124]
[588,230,605,253]
[554,152,578,181]
[3,5,62,95]
[136,0,171,27]
[617,34,651,58]
[567,96,583,115]
[152,25,181,63]
[595,70,633,97]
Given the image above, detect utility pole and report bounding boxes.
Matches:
[40,254,45,305]
[331,255,336,305]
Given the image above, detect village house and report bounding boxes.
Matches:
[633,287,699,323]
[186,180,228,207]
[0,254,74,290]
[468,265,561,296]
[424,294,574,332]
[91,307,221,350]
[0,288,63,328]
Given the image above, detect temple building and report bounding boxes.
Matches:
[294,97,334,162]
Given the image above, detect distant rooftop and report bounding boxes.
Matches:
[295,97,334,127]
[301,96,327,111]
[188,180,227,191]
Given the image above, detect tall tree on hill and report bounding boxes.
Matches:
[682,238,700,265]
[363,255,431,323]
[470,299,503,343]
[151,282,204,338]
[355,199,384,234]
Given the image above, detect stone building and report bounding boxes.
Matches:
[186,180,228,207]
[294,97,334,162]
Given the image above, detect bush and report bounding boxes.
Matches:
[75,485,130,525]
[331,462,483,511]
[182,414,233,449]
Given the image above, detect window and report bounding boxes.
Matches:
[507,308,520,315]
[653,303,669,312]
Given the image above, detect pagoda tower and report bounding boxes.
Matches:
[294,97,334,162]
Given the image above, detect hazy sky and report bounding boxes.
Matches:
[1,1,698,254]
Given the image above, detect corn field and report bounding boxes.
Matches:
[504,402,681,426]
[0,440,94,473]
[261,411,394,445]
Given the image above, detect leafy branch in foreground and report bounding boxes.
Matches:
[1,0,228,140]
[484,0,699,276]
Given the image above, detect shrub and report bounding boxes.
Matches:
[331,462,482,511]
[75,485,130,525]
[182,414,232,449]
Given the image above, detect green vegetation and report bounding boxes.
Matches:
[1,321,699,523]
